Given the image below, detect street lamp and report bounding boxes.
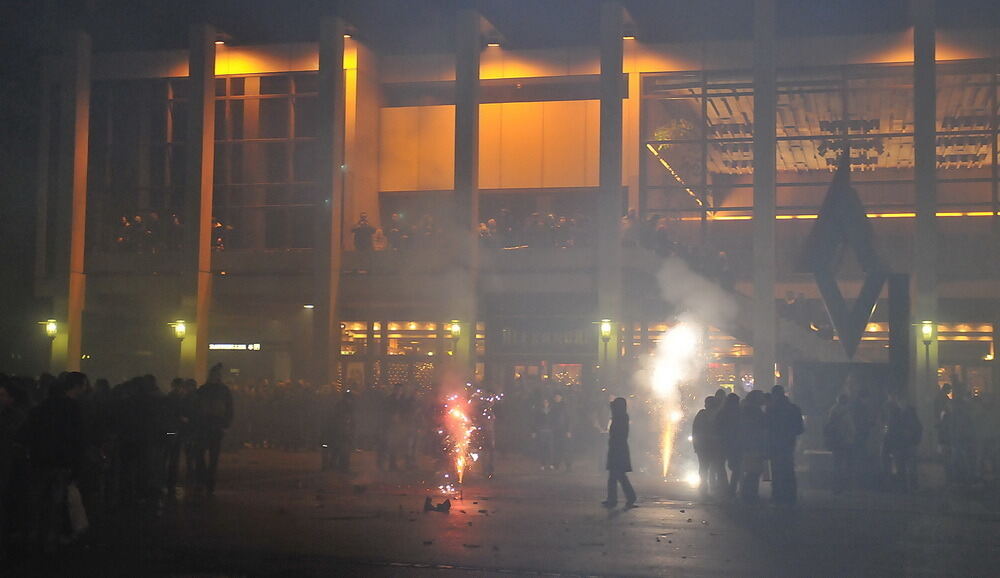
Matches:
[43,319,58,339]
[170,320,187,340]
[599,319,612,365]
[919,320,935,389]
[449,320,461,355]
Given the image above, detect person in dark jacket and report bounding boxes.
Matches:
[603,397,637,508]
[767,385,804,505]
[0,378,28,557]
[23,372,89,550]
[692,396,720,497]
[195,364,233,496]
[882,392,922,492]
[164,377,198,497]
[717,393,742,496]
[739,390,768,504]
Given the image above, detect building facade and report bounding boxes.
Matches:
[34,1,1000,427]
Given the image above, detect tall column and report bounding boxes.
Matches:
[50,31,91,373]
[313,16,347,386]
[752,0,777,391]
[180,23,216,382]
[598,1,624,387]
[912,0,938,441]
[452,8,481,379]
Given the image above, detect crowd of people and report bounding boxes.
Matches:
[112,212,185,253]
[933,382,1000,486]
[0,367,233,556]
[478,210,595,249]
[691,385,805,505]
[112,212,238,253]
[5,358,998,558]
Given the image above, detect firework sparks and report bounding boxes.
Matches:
[439,393,477,493]
[649,320,704,478]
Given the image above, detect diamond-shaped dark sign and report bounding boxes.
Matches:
[798,150,887,359]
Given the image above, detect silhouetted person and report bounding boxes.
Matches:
[195,364,233,496]
[23,372,89,550]
[939,384,974,485]
[603,397,637,509]
[881,393,922,492]
[692,396,721,497]
[322,391,355,473]
[717,392,742,496]
[767,385,804,505]
[352,212,375,251]
[165,378,198,497]
[825,392,856,494]
[0,378,28,557]
[533,398,555,470]
[551,394,572,471]
[739,390,768,504]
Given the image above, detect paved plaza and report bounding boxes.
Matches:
[9,448,1000,577]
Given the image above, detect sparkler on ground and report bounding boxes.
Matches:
[437,392,477,496]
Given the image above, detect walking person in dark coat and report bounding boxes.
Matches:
[602,397,637,509]
[195,364,233,496]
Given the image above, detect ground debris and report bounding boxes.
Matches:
[423,540,433,546]
[462,543,481,548]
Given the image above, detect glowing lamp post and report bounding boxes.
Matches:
[43,319,58,339]
[170,320,187,341]
[448,320,461,356]
[919,320,935,387]
[599,319,613,365]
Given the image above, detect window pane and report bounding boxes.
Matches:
[294,96,318,137]
[259,98,290,138]
[260,75,290,95]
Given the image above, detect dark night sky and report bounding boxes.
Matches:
[0,0,998,371]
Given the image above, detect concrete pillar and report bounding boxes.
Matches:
[752,0,777,390]
[452,8,481,380]
[313,16,347,386]
[911,0,939,439]
[180,23,216,383]
[49,31,91,373]
[598,1,625,387]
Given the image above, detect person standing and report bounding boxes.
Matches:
[551,394,573,472]
[739,390,768,504]
[603,397,637,509]
[195,364,233,496]
[0,379,28,557]
[692,396,720,497]
[717,392,742,497]
[164,378,198,496]
[533,398,556,470]
[882,393,922,492]
[825,393,856,494]
[767,385,804,505]
[23,372,89,550]
[351,213,376,273]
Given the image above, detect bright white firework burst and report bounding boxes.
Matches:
[649,320,704,478]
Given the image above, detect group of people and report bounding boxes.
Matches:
[824,385,923,493]
[692,385,805,505]
[479,210,595,249]
[0,367,233,555]
[112,211,184,253]
[350,212,443,253]
[934,382,1000,487]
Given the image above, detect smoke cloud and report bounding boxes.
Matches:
[636,256,738,478]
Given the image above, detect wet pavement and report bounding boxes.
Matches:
[8,449,1000,576]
